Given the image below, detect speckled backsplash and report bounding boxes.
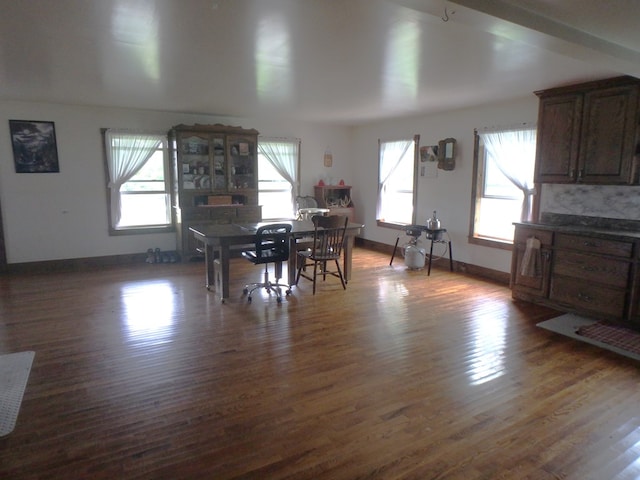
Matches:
[540,184,640,230]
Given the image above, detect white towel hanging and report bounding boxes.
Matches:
[520,237,541,277]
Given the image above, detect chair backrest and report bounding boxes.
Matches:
[296,195,318,210]
[311,215,348,259]
[253,223,292,262]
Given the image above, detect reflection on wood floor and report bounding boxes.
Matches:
[1,247,639,479]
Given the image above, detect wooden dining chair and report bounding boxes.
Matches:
[295,215,348,294]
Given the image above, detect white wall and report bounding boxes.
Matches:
[4,96,637,271]
[0,101,353,263]
[351,96,540,274]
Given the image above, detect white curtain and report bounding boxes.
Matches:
[105,130,163,227]
[479,128,537,222]
[258,137,299,213]
[376,138,413,220]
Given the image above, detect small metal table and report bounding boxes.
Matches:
[422,228,453,275]
[390,226,453,275]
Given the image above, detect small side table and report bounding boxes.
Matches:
[422,228,453,276]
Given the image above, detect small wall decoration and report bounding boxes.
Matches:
[323,151,333,167]
[437,137,456,171]
[420,145,439,178]
[9,120,60,173]
[420,145,438,163]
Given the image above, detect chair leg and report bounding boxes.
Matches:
[312,261,319,295]
[335,259,346,290]
[244,263,291,303]
[295,257,304,285]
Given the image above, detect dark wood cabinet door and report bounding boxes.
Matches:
[512,245,551,298]
[579,85,639,184]
[534,93,583,183]
[511,226,553,299]
[629,250,640,328]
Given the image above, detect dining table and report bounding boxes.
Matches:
[189,220,364,301]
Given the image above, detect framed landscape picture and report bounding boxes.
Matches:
[9,120,60,173]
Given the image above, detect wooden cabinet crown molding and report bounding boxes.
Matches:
[171,123,259,136]
[534,75,640,98]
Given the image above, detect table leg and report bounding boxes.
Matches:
[344,235,354,282]
[390,236,400,266]
[288,237,297,287]
[204,244,215,290]
[427,238,435,276]
[219,245,231,302]
[448,240,454,271]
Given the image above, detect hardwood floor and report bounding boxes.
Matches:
[1,248,640,479]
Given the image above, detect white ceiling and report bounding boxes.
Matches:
[1,0,639,126]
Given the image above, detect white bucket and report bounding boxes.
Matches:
[404,244,426,269]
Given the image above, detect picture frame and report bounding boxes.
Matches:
[9,120,60,173]
[420,145,438,162]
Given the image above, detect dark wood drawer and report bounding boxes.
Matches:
[210,207,236,222]
[550,274,627,318]
[514,227,553,247]
[182,207,211,221]
[553,250,631,288]
[236,205,262,221]
[555,233,633,258]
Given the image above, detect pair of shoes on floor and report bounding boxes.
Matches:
[146,247,165,264]
[147,248,180,264]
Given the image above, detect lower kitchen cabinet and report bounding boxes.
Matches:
[512,224,639,327]
[629,256,640,328]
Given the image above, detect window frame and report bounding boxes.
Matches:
[376,135,420,231]
[468,127,536,250]
[257,137,301,221]
[102,129,174,236]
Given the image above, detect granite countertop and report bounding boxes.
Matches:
[515,213,640,241]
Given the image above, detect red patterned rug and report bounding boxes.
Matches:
[577,322,640,357]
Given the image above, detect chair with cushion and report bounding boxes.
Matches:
[242,223,292,303]
[295,215,348,294]
[295,195,330,220]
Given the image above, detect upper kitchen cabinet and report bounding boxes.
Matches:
[534,76,640,185]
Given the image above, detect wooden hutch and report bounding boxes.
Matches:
[169,123,262,260]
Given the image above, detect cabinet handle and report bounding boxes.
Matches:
[583,241,598,247]
[581,265,597,272]
[570,168,575,178]
[577,168,583,180]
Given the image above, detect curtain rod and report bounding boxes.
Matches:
[258,135,301,143]
[475,122,536,134]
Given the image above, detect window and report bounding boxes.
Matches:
[377,135,419,226]
[470,127,536,247]
[258,137,300,220]
[104,130,172,234]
